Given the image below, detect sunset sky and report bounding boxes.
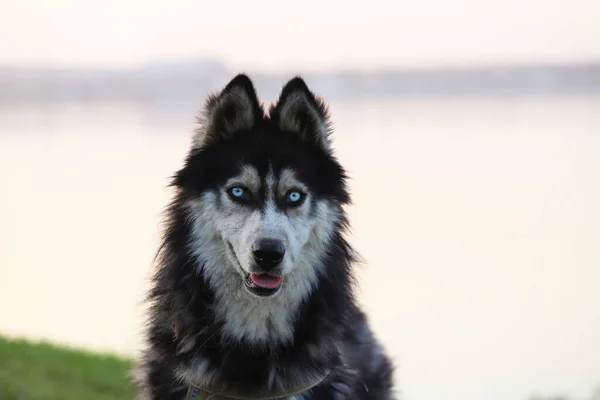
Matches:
[1,0,599,72]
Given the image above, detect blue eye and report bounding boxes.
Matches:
[230,187,245,198]
[228,186,252,203]
[287,190,304,205]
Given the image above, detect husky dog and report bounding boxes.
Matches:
[135,74,395,399]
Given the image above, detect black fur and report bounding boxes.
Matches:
[135,74,395,399]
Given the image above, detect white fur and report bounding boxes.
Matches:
[174,358,216,387]
[185,165,341,345]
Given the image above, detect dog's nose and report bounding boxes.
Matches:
[252,239,285,270]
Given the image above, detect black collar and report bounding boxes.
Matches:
[185,370,329,400]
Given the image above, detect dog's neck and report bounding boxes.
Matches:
[200,254,320,345]
[171,263,339,394]
[154,210,355,394]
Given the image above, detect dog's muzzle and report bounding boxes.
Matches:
[228,239,285,297]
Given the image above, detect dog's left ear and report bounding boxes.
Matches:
[270,77,332,152]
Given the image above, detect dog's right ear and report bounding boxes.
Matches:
[193,74,263,148]
[270,77,332,153]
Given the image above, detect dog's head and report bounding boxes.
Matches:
[174,74,349,298]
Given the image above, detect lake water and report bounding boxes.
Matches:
[1,96,599,400]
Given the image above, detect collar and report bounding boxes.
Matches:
[185,370,330,400]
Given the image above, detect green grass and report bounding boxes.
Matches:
[0,336,136,400]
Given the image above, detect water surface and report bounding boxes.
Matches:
[1,96,599,400]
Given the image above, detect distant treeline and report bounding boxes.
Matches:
[1,59,600,104]
[528,384,600,400]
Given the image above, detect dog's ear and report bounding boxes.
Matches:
[193,74,263,148]
[270,77,332,152]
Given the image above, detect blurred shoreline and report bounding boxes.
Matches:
[1,58,600,105]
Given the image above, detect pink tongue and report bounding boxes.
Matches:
[250,273,283,289]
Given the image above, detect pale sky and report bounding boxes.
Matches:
[1,0,599,72]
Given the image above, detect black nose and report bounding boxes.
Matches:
[252,239,285,270]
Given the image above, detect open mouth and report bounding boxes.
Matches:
[244,273,283,297]
[227,241,283,297]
